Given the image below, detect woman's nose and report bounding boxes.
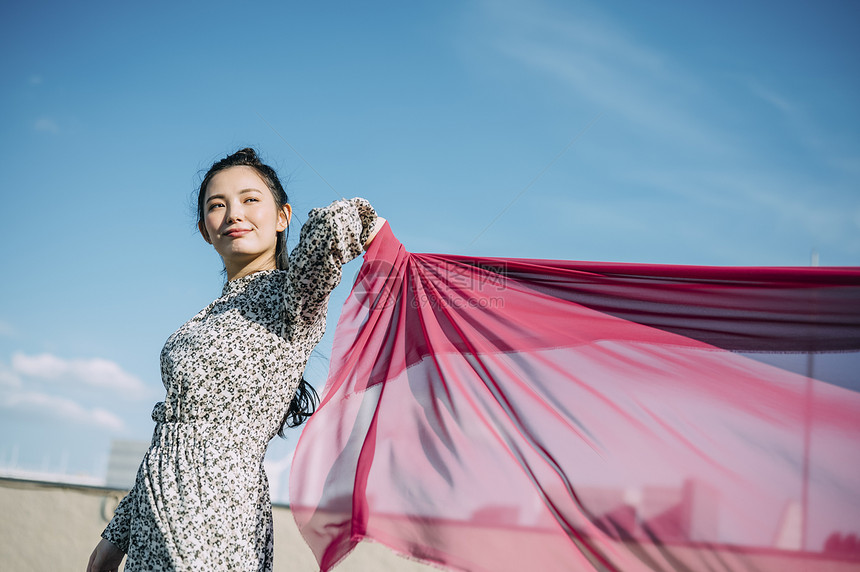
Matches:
[226,204,244,222]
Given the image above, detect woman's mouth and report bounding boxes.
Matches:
[225,228,251,238]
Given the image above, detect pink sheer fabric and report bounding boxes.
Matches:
[291,223,860,572]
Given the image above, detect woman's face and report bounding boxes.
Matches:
[199,166,291,278]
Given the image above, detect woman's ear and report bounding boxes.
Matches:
[278,204,292,232]
[198,220,212,244]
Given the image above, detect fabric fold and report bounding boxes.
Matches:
[291,223,860,572]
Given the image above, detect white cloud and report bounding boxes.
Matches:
[34,117,59,133]
[0,363,22,389]
[11,352,148,398]
[12,353,66,378]
[1,391,124,432]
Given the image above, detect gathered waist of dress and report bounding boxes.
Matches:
[149,401,272,458]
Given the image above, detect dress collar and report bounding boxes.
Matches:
[221,269,278,296]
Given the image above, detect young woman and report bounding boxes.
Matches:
[87,148,384,572]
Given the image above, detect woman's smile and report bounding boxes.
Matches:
[224,227,252,238]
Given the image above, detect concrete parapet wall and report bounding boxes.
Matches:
[0,477,433,572]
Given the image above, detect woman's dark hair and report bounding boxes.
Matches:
[198,147,319,433]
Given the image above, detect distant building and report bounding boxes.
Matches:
[104,439,149,489]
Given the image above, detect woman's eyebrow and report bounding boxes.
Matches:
[206,188,264,202]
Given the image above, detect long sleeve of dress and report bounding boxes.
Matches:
[285,197,377,342]
[101,479,138,551]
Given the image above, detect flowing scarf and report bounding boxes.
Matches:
[291,223,860,572]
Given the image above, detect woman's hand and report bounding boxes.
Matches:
[364,217,387,250]
[87,538,125,572]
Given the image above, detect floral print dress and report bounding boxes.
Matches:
[102,198,377,572]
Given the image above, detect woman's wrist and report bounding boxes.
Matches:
[364,217,386,250]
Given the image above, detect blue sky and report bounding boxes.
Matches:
[1,0,858,501]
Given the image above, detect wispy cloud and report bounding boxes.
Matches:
[1,391,124,432]
[0,363,22,389]
[34,117,59,133]
[827,156,860,178]
[11,352,148,398]
[739,75,856,168]
[479,0,730,155]
[627,168,860,254]
[745,79,797,116]
[0,320,15,338]
[470,0,859,262]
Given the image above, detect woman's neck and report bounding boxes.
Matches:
[225,256,277,281]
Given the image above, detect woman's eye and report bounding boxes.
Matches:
[208,203,224,211]
[245,197,259,203]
